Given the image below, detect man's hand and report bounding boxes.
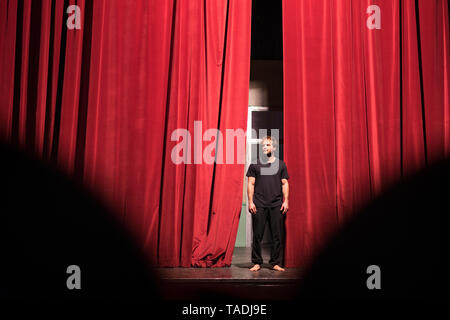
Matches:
[280,201,289,214]
[248,201,257,214]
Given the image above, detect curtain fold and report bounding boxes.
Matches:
[283,0,450,267]
[0,0,251,267]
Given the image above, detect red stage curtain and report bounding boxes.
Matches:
[0,0,251,267]
[283,0,449,267]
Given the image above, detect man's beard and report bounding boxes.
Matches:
[261,151,272,162]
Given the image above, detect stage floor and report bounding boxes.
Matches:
[154,246,302,300]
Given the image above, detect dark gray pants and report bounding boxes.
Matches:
[251,205,285,267]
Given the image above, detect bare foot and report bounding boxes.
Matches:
[272,265,285,272]
[249,264,261,272]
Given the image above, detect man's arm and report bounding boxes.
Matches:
[280,178,289,214]
[247,177,257,214]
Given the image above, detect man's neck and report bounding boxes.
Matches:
[262,155,276,163]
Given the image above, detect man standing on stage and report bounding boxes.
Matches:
[246,136,289,272]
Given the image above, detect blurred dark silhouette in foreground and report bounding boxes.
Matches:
[298,157,447,300]
[0,142,159,299]
[0,140,446,300]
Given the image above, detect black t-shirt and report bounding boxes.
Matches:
[246,158,289,208]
